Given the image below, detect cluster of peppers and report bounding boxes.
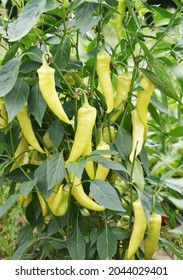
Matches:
[0,2,161,257]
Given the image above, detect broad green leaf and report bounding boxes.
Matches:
[5,78,30,121]
[24,46,43,63]
[34,153,66,196]
[141,62,180,103]
[168,126,183,137]
[91,155,127,172]
[0,57,21,97]
[0,194,19,218]
[138,191,151,221]
[12,240,36,260]
[139,148,149,176]
[48,120,64,149]
[97,228,118,260]
[28,83,47,127]
[148,103,161,126]
[90,179,124,211]
[110,227,130,240]
[90,228,100,246]
[7,0,47,42]
[151,59,180,102]
[2,42,21,65]
[75,3,102,35]
[49,240,67,250]
[167,197,183,210]
[127,159,145,192]
[68,222,86,260]
[44,0,58,12]
[67,160,85,179]
[53,36,71,70]
[169,225,183,235]
[150,96,170,115]
[115,127,132,160]
[5,164,37,183]
[20,179,38,198]
[136,37,154,61]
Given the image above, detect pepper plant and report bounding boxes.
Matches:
[0,0,183,260]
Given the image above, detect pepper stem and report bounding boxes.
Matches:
[42,52,52,66]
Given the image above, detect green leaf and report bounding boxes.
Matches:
[115,127,132,160]
[169,225,183,235]
[12,240,36,260]
[90,179,124,211]
[7,0,47,42]
[97,228,118,260]
[148,103,161,126]
[67,160,85,179]
[168,126,183,137]
[28,83,47,127]
[2,42,21,65]
[75,3,102,35]
[91,155,127,172]
[160,238,183,259]
[167,197,183,210]
[5,78,30,121]
[136,37,154,61]
[53,36,71,70]
[151,60,180,102]
[0,194,19,218]
[0,57,21,97]
[34,153,66,196]
[68,222,86,260]
[48,120,64,149]
[150,96,170,115]
[138,191,151,221]
[141,62,180,103]
[20,179,38,198]
[127,159,145,192]
[110,227,130,240]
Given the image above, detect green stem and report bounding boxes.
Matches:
[53,62,75,96]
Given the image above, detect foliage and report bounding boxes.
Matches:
[0,0,183,260]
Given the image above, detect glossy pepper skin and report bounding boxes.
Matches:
[127,200,147,259]
[36,188,48,217]
[95,139,110,181]
[144,214,162,260]
[129,109,145,163]
[65,96,97,166]
[116,0,126,42]
[37,63,71,125]
[71,176,105,212]
[111,74,131,122]
[10,134,29,171]
[17,104,45,154]
[96,50,114,114]
[82,136,95,179]
[136,76,154,139]
[0,100,8,129]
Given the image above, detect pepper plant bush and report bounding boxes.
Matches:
[0,0,183,260]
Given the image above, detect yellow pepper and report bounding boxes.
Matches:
[96,49,114,113]
[37,58,71,125]
[17,104,45,154]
